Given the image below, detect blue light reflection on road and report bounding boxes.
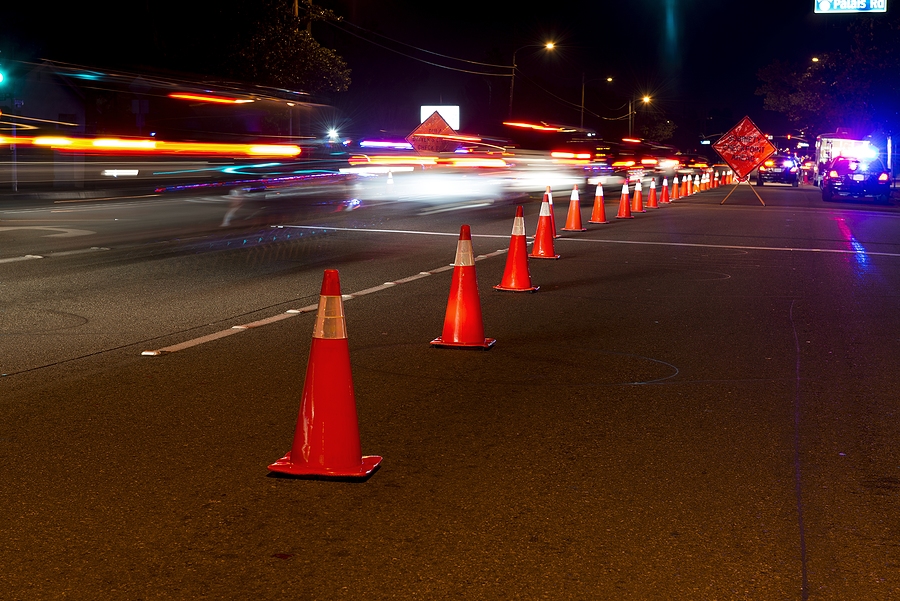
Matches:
[833,217,871,275]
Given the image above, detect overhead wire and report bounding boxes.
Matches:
[335,19,510,69]
[326,20,511,77]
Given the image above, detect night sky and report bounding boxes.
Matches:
[1,1,895,149]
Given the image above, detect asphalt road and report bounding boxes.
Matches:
[2,180,900,600]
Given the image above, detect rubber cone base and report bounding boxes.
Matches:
[268,453,382,478]
[493,284,539,293]
[430,336,496,350]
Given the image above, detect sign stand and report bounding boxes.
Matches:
[720,178,765,206]
[712,116,776,207]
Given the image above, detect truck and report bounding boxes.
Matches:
[814,131,879,186]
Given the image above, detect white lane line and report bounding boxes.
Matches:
[0,254,44,264]
[561,237,900,259]
[0,247,110,264]
[280,223,900,258]
[141,328,244,355]
[141,250,509,356]
[276,224,510,239]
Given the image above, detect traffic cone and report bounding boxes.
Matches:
[681,176,688,197]
[562,185,586,231]
[386,170,393,185]
[495,206,539,292]
[432,225,496,349]
[530,194,561,259]
[546,186,558,238]
[713,171,719,188]
[672,176,680,200]
[695,175,701,193]
[589,184,608,224]
[268,269,382,478]
[617,182,634,219]
[632,181,645,213]
[647,179,659,208]
[660,178,670,204]
[686,175,693,195]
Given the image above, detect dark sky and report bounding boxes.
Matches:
[1,1,896,148]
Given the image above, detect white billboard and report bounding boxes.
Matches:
[420,106,460,131]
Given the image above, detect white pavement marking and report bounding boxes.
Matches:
[560,237,900,259]
[0,247,110,264]
[0,226,95,238]
[144,218,896,357]
[0,254,44,264]
[275,224,510,239]
[140,239,509,356]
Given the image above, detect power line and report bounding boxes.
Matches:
[327,20,511,77]
[336,19,511,69]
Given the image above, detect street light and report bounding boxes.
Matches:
[580,75,614,129]
[628,95,651,137]
[508,42,555,118]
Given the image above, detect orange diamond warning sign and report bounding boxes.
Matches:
[407,111,458,153]
[713,116,776,181]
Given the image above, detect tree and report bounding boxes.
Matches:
[756,16,900,137]
[639,114,677,143]
[233,0,351,94]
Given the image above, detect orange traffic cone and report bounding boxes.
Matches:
[672,176,680,200]
[495,206,538,292]
[713,171,719,188]
[617,182,633,219]
[432,225,496,349]
[545,186,558,238]
[530,193,560,259]
[647,179,659,208]
[681,175,688,197]
[562,185,586,231]
[660,177,670,204]
[589,184,608,224]
[632,181,645,213]
[269,269,382,478]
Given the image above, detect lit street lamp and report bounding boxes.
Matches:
[580,75,613,129]
[629,95,651,137]
[508,42,555,118]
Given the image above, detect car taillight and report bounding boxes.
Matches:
[759,166,767,171]
[878,172,890,182]
[828,170,839,178]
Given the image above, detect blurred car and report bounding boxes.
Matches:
[821,156,891,202]
[756,155,799,186]
[676,154,712,183]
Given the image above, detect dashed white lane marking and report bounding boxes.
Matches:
[0,247,109,264]
[141,243,508,356]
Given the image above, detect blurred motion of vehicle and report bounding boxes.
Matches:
[756,155,799,187]
[820,156,891,202]
[814,131,878,186]
[677,154,713,183]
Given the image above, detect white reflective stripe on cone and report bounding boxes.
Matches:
[454,239,475,267]
[313,295,348,339]
[511,216,526,237]
[539,201,551,217]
